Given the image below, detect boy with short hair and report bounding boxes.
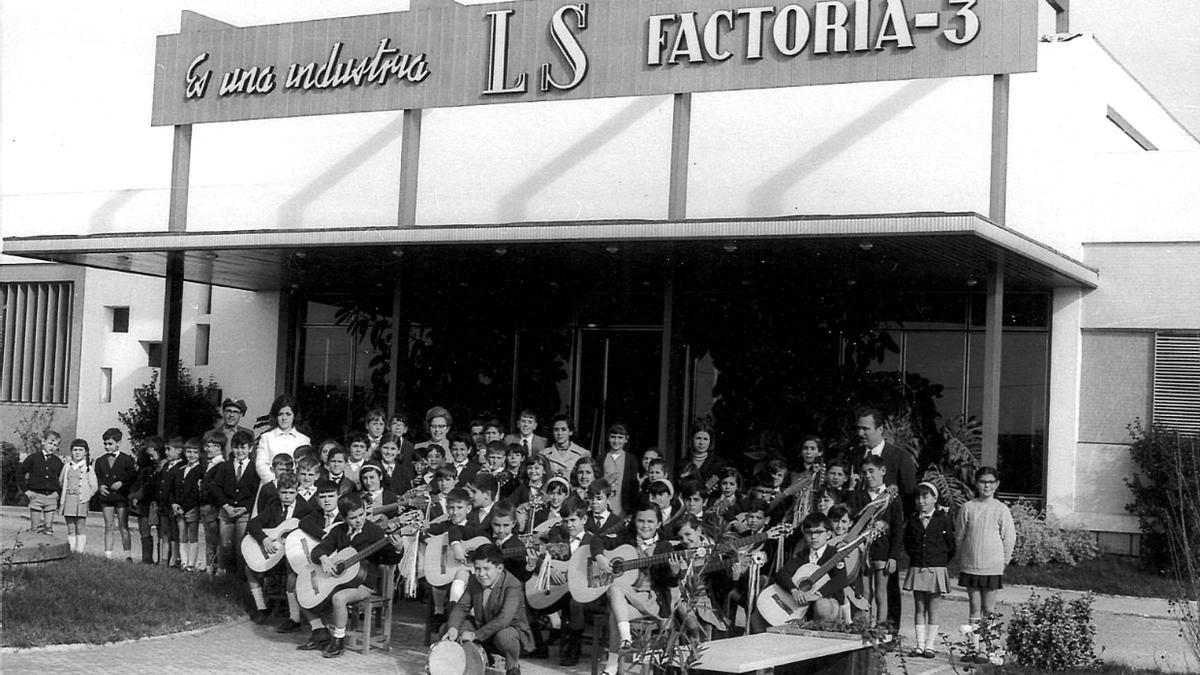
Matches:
[324,447,356,496]
[448,431,480,488]
[19,430,64,535]
[200,431,227,573]
[308,492,404,658]
[770,512,849,623]
[585,479,621,534]
[504,408,547,457]
[157,436,187,568]
[213,430,260,575]
[245,472,303,625]
[535,496,594,665]
[428,488,481,624]
[294,457,322,513]
[363,408,387,457]
[293,480,343,651]
[467,472,499,532]
[344,432,369,488]
[846,454,904,629]
[254,453,296,518]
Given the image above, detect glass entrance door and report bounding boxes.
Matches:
[574,328,661,455]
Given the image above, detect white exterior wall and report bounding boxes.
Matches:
[71,268,279,452]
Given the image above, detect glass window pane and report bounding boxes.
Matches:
[906,332,966,421]
[998,332,1048,495]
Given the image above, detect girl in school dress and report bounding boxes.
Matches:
[59,439,97,553]
[955,466,1016,662]
[903,481,956,659]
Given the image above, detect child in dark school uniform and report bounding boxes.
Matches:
[903,481,956,659]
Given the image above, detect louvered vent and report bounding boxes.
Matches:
[1153,333,1200,436]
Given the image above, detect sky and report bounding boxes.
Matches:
[0,0,1197,204]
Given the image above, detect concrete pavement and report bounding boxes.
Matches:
[2,507,1197,673]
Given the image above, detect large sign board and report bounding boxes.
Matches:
[152,0,1036,125]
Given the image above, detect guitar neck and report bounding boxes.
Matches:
[800,528,877,587]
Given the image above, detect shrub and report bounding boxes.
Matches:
[1010,499,1100,567]
[118,365,222,445]
[1125,419,1200,575]
[1006,591,1101,671]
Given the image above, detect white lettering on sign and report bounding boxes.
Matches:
[484,9,528,94]
[646,0,971,66]
[185,53,212,99]
[540,3,591,92]
[220,66,276,96]
[285,39,429,91]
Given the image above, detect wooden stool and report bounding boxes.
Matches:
[345,564,397,654]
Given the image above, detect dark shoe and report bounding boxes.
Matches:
[250,609,270,624]
[908,648,924,658]
[276,619,303,634]
[560,646,580,667]
[545,628,561,645]
[923,649,936,659]
[322,637,345,658]
[297,628,331,651]
[505,668,521,675]
[528,646,548,659]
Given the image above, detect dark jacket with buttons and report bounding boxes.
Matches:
[903,508,956,567]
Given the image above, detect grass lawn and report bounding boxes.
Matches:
[1,556,245,648]
[1000,555,1186,599]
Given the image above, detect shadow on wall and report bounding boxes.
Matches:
[496,97,665,222]
[278,113,408,228]
[747,79,947,215]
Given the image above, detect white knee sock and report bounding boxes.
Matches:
[331,626,346,638]
[914,624,927,650]
[250,586,267,611]
[617,620,632,643]
[287,592,301,622]
[77,534,86,552]
[67,535,77,551]
[449,579,467,603]
[309,618,325,630]
[927,625,939,651]
[105,548,113,559]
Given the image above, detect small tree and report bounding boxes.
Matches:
[118,365,223,445]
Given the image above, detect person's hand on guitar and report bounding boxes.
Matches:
[594,554,612,575]
[667,552,688,575]
[790,588,823,605]
[442,626,459,642]
[525,550,539,572]
[262,536,280,556]
[459,630,476,643]
[319,554,338,575]
[388,531,406,552]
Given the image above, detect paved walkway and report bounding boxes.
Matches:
[2,507,1197,673]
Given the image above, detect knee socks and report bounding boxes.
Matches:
[915,624,927,650]
[250,585,267,611]
[287,592,301,622]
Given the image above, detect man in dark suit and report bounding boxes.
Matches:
[442,543,535,675]
[854,407,917,632]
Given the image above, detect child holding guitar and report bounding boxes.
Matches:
[290,480,343,652]
[764,512,849,625]
[590,498,677,675]
[530,497,594,666]
[244,472,303,628]
[307,492,405,658]
[845,455,905,630]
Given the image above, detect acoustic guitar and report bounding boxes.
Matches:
[240,517,300,573]
[754,521,887,626]
[294,516,413,610]
[423,533,570,587]
[566,543,705,604]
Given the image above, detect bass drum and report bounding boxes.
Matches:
[427,639,489,675]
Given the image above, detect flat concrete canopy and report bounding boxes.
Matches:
[3,212,1098,292]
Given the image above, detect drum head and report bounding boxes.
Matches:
[462,641,488,674]
[428,641,465,675]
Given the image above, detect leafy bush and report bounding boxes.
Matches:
[1125,419,1200,575]
[12,408,54,456]
[1006,592,1101,671]
[1010,499,1100,567]
[118,365,222,445]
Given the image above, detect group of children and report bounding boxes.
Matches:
[14,403,1017,673]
